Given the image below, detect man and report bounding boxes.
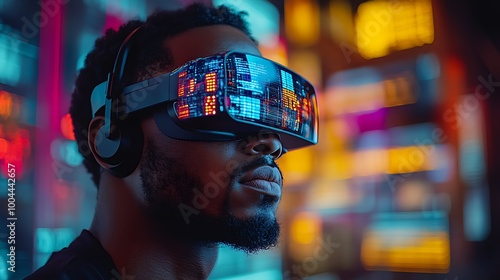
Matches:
[27,3,317,279]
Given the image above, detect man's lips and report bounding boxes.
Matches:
[240,166,282,197]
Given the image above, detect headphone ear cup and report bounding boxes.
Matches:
[95,122,144,178]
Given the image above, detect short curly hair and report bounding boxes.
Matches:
[69,3,256,188]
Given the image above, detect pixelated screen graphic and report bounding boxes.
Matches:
[175,53,316,140]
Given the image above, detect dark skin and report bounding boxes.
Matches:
[87,25,284,279]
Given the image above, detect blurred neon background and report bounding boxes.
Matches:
[0,0,500,279]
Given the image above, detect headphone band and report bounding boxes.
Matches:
[104,26,143,137]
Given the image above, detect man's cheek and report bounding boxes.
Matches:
[188,178,230,215]
[229,187,262,211]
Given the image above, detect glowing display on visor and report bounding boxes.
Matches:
[175,53,315,140]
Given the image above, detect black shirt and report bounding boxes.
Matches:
[25,230,118,280]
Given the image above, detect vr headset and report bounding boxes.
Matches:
[91,51,319,151]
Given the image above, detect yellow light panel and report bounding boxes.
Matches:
[361,230,450,273]
[290,211,322,245]
[278,146,314,185]
[355,0,435,59]
[320,150,353,180]
[285,0,320,46]
[387,145,437,174]
[314,145,441,179]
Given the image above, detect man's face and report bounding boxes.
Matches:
[139,25,283,253]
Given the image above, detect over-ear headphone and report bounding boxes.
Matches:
[93,26,144,178]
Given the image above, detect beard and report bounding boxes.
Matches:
[140,139,281,254]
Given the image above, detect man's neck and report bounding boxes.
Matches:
[89,174,218,280]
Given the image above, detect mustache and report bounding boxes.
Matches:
[238,156,282,179]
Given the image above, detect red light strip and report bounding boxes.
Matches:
[35,0,64,224]
[178,104,190,119]
[178,71,187,97]
[189,79,195,93]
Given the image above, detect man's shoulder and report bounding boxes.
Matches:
[25,256,113,280]
[24,230,117,280]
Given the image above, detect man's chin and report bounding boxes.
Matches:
[213,211,281,254]
[152,206,280,253]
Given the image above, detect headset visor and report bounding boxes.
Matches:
[91,52,318,150]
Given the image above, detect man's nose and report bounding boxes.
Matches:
[240,133,284,159]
